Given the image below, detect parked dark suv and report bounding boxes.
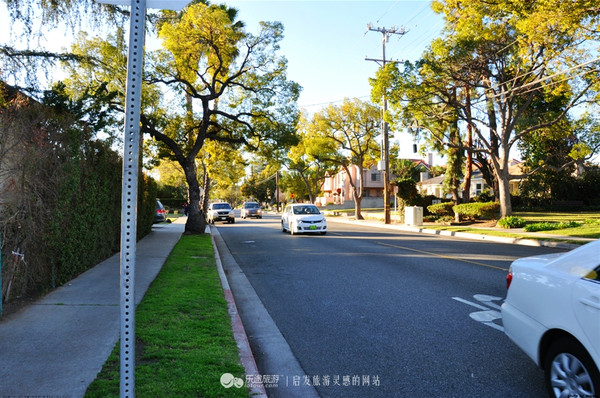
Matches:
[154,200,167,223]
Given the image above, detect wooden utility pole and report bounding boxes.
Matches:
[366,24,407,224]
[463,85,473,203]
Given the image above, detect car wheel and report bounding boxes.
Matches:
[281,221,287,232]
[231,219,235,224]
[544,337,600,398]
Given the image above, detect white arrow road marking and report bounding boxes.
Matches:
[452,296,489,311]
[452,295,505,332]
[473,294,503,310]
[469,310,504,332]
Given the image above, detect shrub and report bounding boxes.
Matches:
[472,189,494,203]
[427,202,454,217]
[498,216,526,229]
[394,178,420,206]
[453,201,500,220]
[423,215,438,223]
[436,215,455,223]
[524,221,582,232]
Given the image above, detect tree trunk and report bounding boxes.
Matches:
[182,158,207,234]
[201,162,210,214]
[354,165,364,220]
[497,173,512,218]
[353,187,363,220]
[299,171,315,203]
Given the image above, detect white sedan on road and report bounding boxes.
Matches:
[281,203,327,235]
[501,239,600,398]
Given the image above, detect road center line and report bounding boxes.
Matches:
[376,241,509,271]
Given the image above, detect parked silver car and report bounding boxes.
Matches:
[240,202,262,219]
[207,202,235,224]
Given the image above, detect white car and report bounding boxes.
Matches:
[501,239,600,398]
[207,202,235,224]
[281,203,327,235]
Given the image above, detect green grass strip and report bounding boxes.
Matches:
[85,234,249,397]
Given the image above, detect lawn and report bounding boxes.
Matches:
[513,210,600,223]
[84,234,249,397]
[341,208,600,242]
[423,210,600,241]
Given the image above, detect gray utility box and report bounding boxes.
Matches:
[405,206,423,226]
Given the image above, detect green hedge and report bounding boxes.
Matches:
[453,201,500,220]
[44,141,158,286]
[45,140,123,286]
[138,173,158,238]
[2,131,157,299]
[427,202,455,217]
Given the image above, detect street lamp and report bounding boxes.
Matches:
[94,1,190,396]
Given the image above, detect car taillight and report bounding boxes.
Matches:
[506,272,513,289]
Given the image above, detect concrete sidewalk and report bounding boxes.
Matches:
[0,219,185,397]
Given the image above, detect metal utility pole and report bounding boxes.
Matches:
[94,1,190,396]
[366,24,406,224]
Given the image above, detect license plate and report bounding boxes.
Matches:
[310,225,317,230]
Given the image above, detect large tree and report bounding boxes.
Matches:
[140,3,300,233]
[375,0,600,217]
[283,112,338,203]
[304,98,381,219]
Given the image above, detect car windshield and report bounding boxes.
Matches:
[293,206,320,215]
[244,203,260,208]
[213,203,231,210]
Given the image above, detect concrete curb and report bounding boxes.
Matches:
[327,217,587,250]
[211,226,268,398]
[211,225,320,398]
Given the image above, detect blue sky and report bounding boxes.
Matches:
[1,0,443,112]
[222,0,444,111]
[0,0,445,161]
[221,1,445,162]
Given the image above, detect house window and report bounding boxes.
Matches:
[371,172,381,182]
[475,183,482,195]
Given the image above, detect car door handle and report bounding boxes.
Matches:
[580,297,600,310]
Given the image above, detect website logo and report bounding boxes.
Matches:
[220,373,244,389]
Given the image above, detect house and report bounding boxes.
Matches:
[317,164,385,208]
[417,160,525,199]
[316,158,433,208]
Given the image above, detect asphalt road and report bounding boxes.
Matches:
[215,213,567,398]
